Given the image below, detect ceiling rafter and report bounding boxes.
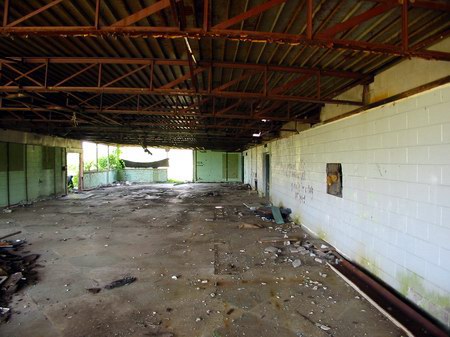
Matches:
[212,0,287,30]
[1,0,449,150]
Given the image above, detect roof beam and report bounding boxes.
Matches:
[111,0,171,27]
[1,27,448,61]
[317,2,397,38]
[170,0,186,30]
[3,63,44,87]
[213,71,258,92]
[2,0,9,27]
[6,0,63,27]
[0,86,363,106]
[160,67,206,89]
[0,106,299,122]
[54,63,97,87]
[212,0,287,30]
[306,0,313,39]
[102,64,148,87]
[270,74,314,95]
[413,1,450,12]
[402,0,409,52]
[0,117,276,131]
[4,63,46,86]
[368,0,450,12]
[0,57,363,79]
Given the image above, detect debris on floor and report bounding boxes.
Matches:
[0,183,407,337]
[271,206,285,225]
[238,223,264,229]
[104,276,137,289]
[250,204,292,224]
[0,231,40,323]
[292,259,302,268]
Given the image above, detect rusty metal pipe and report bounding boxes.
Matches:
[337,258,448,337]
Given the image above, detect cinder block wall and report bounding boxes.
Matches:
[244,84,450,327]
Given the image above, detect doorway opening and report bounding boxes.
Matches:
[263,153,270,197]
[67,152,81,192]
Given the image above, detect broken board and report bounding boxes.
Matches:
[271,206,284,225]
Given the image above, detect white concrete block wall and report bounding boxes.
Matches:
[243,83,450,327]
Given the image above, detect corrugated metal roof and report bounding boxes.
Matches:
[0,0,449,150]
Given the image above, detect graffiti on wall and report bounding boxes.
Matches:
[284,160,314,204]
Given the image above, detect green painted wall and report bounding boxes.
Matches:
[26,144,42,201]
[0,142,66,207]
[84,170,118,189]
[121,168,168,183]
[55,148,66,195]
[194,150,242,182]
[7,143,26,205]
[0,143,8,206]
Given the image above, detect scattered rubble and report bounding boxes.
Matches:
[0,231,40,323]
[264,246,279,254]
[292,259,302,268]
[316,323,331,331]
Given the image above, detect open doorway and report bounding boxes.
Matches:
[263,153,270,196]
[67,152,81,192]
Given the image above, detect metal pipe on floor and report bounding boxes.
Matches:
[337,258,448,337]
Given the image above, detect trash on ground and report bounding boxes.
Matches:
[292,259,302,268]
[259,236,301,243]
[239,223,264,229]
[104,276,137,289]
[271,206,285,225]
[0,234,39,322]
[0,231,22,241]
[264,246,280,254]
[316,323,331,331]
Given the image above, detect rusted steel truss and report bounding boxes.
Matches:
[1,0,449,150]
[0,57,364,106]
[1,0,449,61]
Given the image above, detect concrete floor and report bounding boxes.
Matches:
[0,183,405,337]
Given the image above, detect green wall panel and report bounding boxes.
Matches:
[26,145,42,201]
[195,151,242,182]
[0,143,7,207]
[55,147,65,195]
[0,141,68,207]
[122,169,167,183]
[196,151,224,182]
[8,143,26,205]
[227,153,240,180]
[0,142,7,172]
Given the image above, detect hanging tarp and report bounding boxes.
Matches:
[121,158,169,168]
